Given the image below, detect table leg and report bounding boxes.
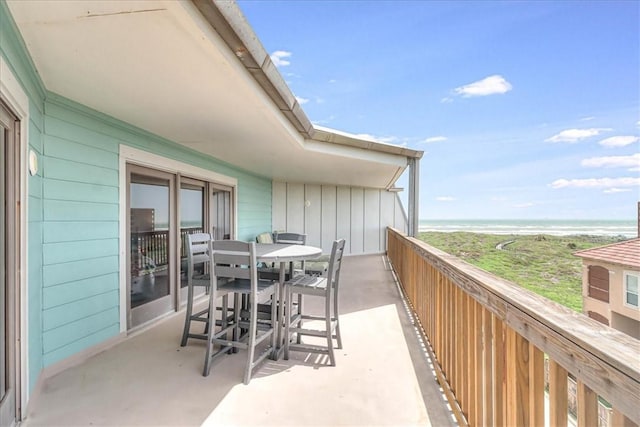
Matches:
[270,261,287,360]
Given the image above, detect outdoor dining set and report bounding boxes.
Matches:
[179,231,346,384]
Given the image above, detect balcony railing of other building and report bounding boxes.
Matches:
[387,227,640,427]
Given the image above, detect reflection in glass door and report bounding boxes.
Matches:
[211,185,233,241]
[179,179,206,303]
[127,167,176,328]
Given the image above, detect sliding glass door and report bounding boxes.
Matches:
[127,164,235,329]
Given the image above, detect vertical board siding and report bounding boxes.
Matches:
[304,184,321,247]
[285,183,305,233]
[363,189,380,253]
[321,186,337,254]
[336,187,352,252]
[350,188,364,254]
[273,182,408,255]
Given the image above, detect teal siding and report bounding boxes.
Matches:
[1,0,47,394]
[1,1,272,395]
[36,99,272,366]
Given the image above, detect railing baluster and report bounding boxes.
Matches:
[577,380,598,427]
[549,360,568,427]
[483,308,494,426]
[529,345,544,427]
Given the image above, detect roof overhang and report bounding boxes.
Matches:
[7,0,423,189]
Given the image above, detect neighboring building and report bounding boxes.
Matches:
[575,238,640,339]
[0,2,422,424]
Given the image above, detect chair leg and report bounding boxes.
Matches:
[326,293,335,366]
[284,286,292,360]
[181,279,195,347]
[244,293,258,385]
[232,293,241,354]
[333,289,342,349]
[202,287,217,376]
[296,293,303,344]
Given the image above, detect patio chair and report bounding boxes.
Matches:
[180,233,232,346]
[203,240,277,384]
[283,238,346,366]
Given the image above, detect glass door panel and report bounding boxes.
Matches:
[211,185,233,240]
[128,167,175,328]
[179,180,205,303]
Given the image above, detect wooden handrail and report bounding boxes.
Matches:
[387,227,640,426]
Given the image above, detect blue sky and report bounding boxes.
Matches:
[237,1,639,220]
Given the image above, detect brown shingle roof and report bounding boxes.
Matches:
[574,238,640,268]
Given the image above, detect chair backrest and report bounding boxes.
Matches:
[210,240,258,286]
[274,232,306,245]
[327,239,346,291]
[256,232,274,244]
[187,233,211,279]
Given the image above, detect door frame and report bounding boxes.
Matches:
[0,56,29,422]
[118,146,237,333]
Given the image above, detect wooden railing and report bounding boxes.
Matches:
[133,227,204,270]
[387,228,640,427]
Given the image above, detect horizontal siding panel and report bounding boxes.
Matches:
[29,119,43,152]
[44,221,118,243]
[43,238,119,265]
[43,255,119,287]
[29,174,42,198]
[44,116,120,153]
[28,195,42,222]
[43,273,118,309]
[43,199,118,222]
[44,135,118,169]
[43,307,118,353]
[43,318,119,366]
[45,157,118,186]
[44,179,118,203]
[43,290,119,331]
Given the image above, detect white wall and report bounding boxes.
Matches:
[272,182,407,255]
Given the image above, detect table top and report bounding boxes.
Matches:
[255,243,322,263]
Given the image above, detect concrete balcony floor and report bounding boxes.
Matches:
[23,254,456,426]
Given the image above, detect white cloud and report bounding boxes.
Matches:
[423,136,447,143]
[545,128,612,143]
[598,135,639,147]
[604,188,632,194]
[354,133,398,144]
[513,202,534,208]
[550,177,640,189]
[271,50,292,67]
[580,116,595,121]
[295,96,309,105]
[581,153,640,169]
[440,97,453,104]
[453,75,512,97]
[436,196,456,202]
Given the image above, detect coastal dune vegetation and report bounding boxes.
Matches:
[418,232,627,312]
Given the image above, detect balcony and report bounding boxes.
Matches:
[22,229,639,426]
[22,250,455,426]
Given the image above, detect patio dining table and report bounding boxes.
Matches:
[255,243,322,358]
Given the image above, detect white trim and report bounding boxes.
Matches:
[623,270,639,310]
[118,145,238,332]
[0,54,30,418]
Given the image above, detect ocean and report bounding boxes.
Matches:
[418,219,638,238]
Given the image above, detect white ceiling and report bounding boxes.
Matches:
[7,0,418,189]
